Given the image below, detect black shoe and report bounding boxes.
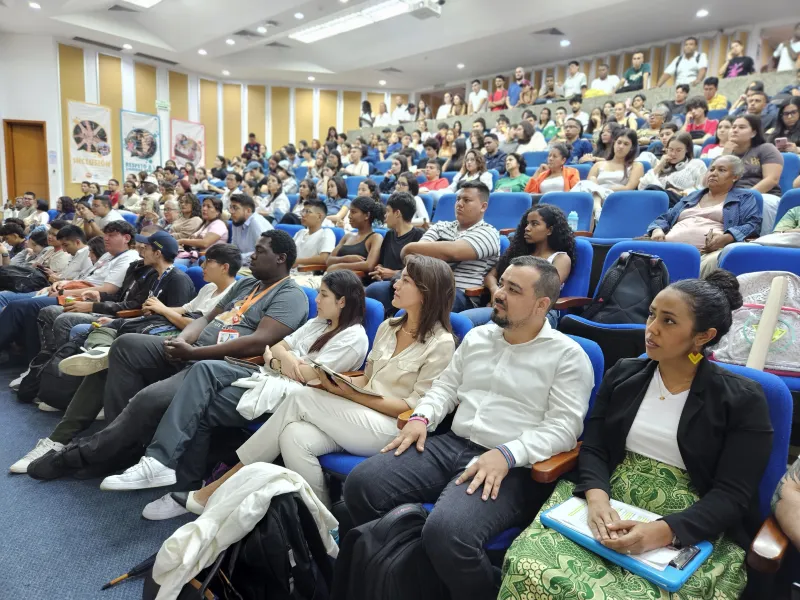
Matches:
[27,449,78,480]
[170,491,189,508]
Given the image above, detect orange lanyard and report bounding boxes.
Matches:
[231,277,287,321]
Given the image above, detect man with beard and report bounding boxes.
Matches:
[229,193,271,267]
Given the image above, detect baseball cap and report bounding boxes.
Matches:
[135,230,179,261]
[277,160,294,175]
[144,175,158,185]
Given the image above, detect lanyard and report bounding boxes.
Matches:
[230,277,288,323]
[149,266,174,299]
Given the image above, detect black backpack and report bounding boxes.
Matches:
[16,337,86,408]
[331,503,449,600]
[0,265,48,292]
[580,251,669,324]
[143,492,333,600]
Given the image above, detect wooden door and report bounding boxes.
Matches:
[4,120,49,201]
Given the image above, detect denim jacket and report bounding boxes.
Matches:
[647,187,762,242]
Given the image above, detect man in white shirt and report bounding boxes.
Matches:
[221,172,243,213]
[467,80,489,114]
[77,195,125,239]
[562,60,588,99]
[292,200,337,269]
[391,96,410,124]
[657,36,708,87]
[345,255,594,599]
[436,92,453,120]
[344,146,369,177]
[589,64,620,95]
[773,23,800,72]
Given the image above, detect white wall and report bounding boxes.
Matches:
[0,33,64,204]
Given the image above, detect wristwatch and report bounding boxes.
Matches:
[269,358,282,373]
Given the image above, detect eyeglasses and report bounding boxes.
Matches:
[396,181,409,187]
[784,110,799,117]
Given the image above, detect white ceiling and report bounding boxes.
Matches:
[0,0,797,90]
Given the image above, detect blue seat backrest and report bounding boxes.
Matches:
[525,167,536,177]
[432,194,457,223]
[562,237,593,298]
[564,334,604,418]
[635,160,651,174]
[364,298,384,356]
[594,191,668,239]
[500,235,510,254]
[540,191,594,231]
[186,266,206,294]
[345,176,366,198]
[522,151,549,169]
[416,173,426,184]
[485,193,532,230]
[370,174,384,185]
[332,227,346,244]
[375,160,392,174]
[418,194,433,218]
[774,189,800,227]
[287,194,299,210]
[442,171,457,183]
[636,117,647,129]
[47,208,59,221]
[380,193,390,204]
[395,310,473,344]
[719,245,800,277]
[707,109,728,121]
[301,286,318,319]
[780,152,800,197]
[601,240,701,287]
[574,164,593,180]
[701,157,713,168]
[295,166,308,181]
[122,212,138,226]
[701,136,718,150]
[488,169,499,190]
[276,223,303,238]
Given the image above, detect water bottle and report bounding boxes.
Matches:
[567,210,579,232]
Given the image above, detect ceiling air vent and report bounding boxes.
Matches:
[379,67,402,73]
[72,37,123,52]
[265,41,290,49]
[234,29,262,39]
[134,52,178,65]
[109,4,138,11]
[531,27,565,36]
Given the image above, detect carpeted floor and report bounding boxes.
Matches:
[0,365,194,600]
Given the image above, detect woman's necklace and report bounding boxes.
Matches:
[656,367,692,400]
[400,325,417,337]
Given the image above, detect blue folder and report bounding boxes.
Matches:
[540,505,714,593]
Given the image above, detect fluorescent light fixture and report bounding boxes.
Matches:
[294,12,304,19]
[29,2,41,8]
[379,79,387,86]
[560,39,571,47]
[457,63,465,69]
[198,48,207,55]
[308,75,316,81]
[222,70,230,76]
[122,43,133,50]
[696,8,709,17]
[290,0,411,44]
[225,38,235,45]
[123,0,164,8]
[257,26,267,34]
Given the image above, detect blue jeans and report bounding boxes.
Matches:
[70,323,93,339]
[0,290,36,310]
[0,295,58,360]
[365,280,395,316]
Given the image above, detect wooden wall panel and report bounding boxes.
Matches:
[222,84,242,160]
[271,86,290,150]
[294,88,313,145]
[58,44,85,198]
[319,90,337,140]
[609,55,619,76]
[247,85,266,150]
[169,71,189,121]
[98,54,123,182]
[199,79,218,162]
[556,66,566,84]
[367,92,385,116]
[134,63,157,114]
[343,91,361,132]
[533,71,543,92]
[651,47,664,83]
[622,52,633,73]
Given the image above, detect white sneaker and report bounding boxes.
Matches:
[142,493,189,521]
[9,368,30,391]
[9,438,64,473]
[95,409,105,421]
[99,456,176,491]
[58,347,111,376]
[38,402,61,412]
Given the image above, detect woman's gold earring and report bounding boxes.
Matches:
[688,352,703,365]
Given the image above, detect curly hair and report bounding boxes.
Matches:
[350,196,385,224]
[495,205,576,280]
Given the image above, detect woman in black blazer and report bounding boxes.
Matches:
[499,271,773,600]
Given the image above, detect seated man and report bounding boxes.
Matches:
[736,90,778,131]
[291,200,337,268]
[0,223,29,265]
[703,77,729,110]
[773,458,800,550]
[345,255,594,599]
[483,134,507,175]
[76,195,125,240]
[416,138,443,171]
[10,244,240,474]
[588,63,620,96]
[229,193,272,268]
[401,181,500,313]
[665,84,690,124]
[418,161,449,193]
[26,230,309,482]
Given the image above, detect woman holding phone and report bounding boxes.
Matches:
[769,97,800,154]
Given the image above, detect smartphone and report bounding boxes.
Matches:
[669,545,700,570]
[775,137,788,149]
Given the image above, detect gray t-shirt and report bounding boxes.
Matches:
[195,277,309,347]
[734,143,784,196]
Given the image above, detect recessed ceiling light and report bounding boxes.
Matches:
[378,79,386,86]
[29,2,41,8]
[696,8,709,17]
[222,70,230,76]
[457,63,465,69]
[560,39,571,47]
[225,38,235,45]
[308,75,316,81]
[340,0,349,3]
[294,12,304,19]
[198,48,207,55]
[257,26,267,34]
[122,43,133,50]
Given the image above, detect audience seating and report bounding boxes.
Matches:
[418,194,434,218]
[432,194,457,223]
[302,286,318,319]
[780,153,800,197]
[370,175,384,185]
[375,160,392,174]
[185,266,206,294]
[488,169,500,190]
[574,164,592,180]
[485,193,532,231]
[275,224,303,238]
[540,191,594,231]
[345,176,366,198]
[442,171,457,183]
[719,245,800,277]
[522,152,549,170]
[708,109,728,121]
[122,213,138,226]
[589,190,669,246]
[47,209,58,221]
[775,189,800,226]
[287,194,299,210]
[295,166,308,181]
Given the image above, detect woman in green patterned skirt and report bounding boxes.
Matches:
[500,271,774,600]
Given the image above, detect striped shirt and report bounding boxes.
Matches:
[421,219,500,290]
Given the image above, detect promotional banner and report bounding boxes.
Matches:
[120,110,161,179]
[68,100,113,184]
[170,119,205,168]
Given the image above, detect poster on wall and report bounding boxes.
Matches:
[170,119,205,168]
[68,100,113,184]
[120,110,161,179]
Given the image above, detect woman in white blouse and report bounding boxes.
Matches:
[373,102,392,127]
[436,93,453,120]
[185,255,458,509]
[639,131,708,199]
[257,174,291,223]
[447,148,495,193]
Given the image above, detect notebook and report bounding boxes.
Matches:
[541,496,713,592]
[307,358,382,397]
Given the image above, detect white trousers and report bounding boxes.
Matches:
[236,386,399,507]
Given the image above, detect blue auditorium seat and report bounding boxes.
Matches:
[345,176,366,198]
[432,194,457,223]
[522,151,549,169]
[780,153,800,198]
[774,189,800,228]
[485,193,532,230]
[574,164,592,180]
[590,190,669,246]
[540,192,594,231]
[122,212,138,226]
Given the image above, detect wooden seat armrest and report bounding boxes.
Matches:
[747,516,790,573]
[573,231,593,237]
[465,286,485,298]
[297,264,326,273]
[531,443,582,483]
[116,309,143,318]
[554,296,593,310]
[243,356,265,365]
[499,228,515,236]
[397,409,414,430]
[352,270,366,278]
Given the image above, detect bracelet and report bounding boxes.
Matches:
[407,415,429,426]
[496,444,516,468]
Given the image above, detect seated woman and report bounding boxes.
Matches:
[768,97,800,154]
[586,107,606,140]
[357,177,382,204]
[450,94,466,117]
[469,130,484,154]
[323,197,384,277]
[461,205,574,327]
[700,115,733,159]
[446,148,494,192]
[726,114,783,234]
[177,255,457,511]
[613,101,639,130]
[537,108,555,134]
[170,193,203,241]
[442,138,466,173]
[102,271,370,515]
[579,122,621,164]
[515,121,548,153]
[638,131,708,203]
[395,172,430,226]
[646,155,761,277]
[190,166,225,195]
[494,153,530,192]
[323,176,351,228]
[524,143,580,197]
[378,155,409,196]
[572,129,645,219]
[257,174,290,223]
[175,197,229,267]
[53,196,75,222]
[499,271,771,600]
[24,199,50,233]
